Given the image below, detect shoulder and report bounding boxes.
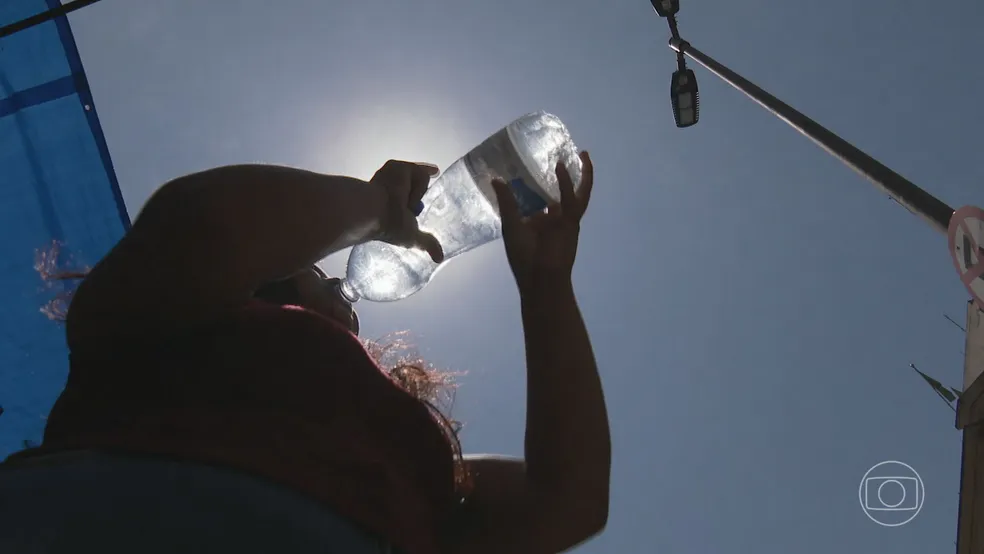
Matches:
[67,299,348,360]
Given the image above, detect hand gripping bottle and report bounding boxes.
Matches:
[338,111,583,302]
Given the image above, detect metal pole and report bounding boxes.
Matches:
[662,24,977,554]
[669,37,955,236]
[956,302,984,554]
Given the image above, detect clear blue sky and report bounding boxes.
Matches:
[62,0,984,552]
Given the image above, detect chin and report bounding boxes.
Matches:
[325,310,359,336]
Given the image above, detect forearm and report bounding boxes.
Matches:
[519,278,611,509]
[149,164,387,283]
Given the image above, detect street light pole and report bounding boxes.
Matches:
[659,30,981,554]
[668,37,954,235]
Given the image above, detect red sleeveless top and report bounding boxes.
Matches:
[7,300,457,554]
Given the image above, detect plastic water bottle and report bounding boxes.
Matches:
[337,111,583,303]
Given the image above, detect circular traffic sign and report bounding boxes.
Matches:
[948,205,984,309]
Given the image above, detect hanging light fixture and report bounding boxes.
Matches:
[650,0,680,18]
[670,66,699,127]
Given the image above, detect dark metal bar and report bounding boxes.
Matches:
[0,0,104,40]
[670,37,955,236]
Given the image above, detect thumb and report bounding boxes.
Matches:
[414,230,445,264]
[490,179,522,230]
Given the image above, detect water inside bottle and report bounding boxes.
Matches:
[339,157,502,302]
[338,111,582,303]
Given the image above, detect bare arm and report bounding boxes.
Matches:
[67,162,438,345]
[519,280,610,532]
[444,282,609,554]
[444,153,610,553]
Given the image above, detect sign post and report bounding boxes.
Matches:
[953,207,984,554]
[956,301,984,554]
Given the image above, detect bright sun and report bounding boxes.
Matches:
[303,95,477,182]
[301,93,502,297]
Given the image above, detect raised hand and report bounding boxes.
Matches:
[370,160,445,263]
[491,151,594,290]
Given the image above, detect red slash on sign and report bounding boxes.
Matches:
[948,205,984,309]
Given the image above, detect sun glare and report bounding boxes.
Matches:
[304,96,476,181]
[301,94,508,303]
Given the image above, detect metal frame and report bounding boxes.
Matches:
[0,0,104,40]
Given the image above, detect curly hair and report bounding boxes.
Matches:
[35,241,471,497]
[35,241,88,321]
[362,332,471,495]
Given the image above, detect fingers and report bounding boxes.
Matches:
[375,160,439,210]
[491,178,523,229]
[555,150,594,220]
[557,162,577,215]
[407,171,429,209]
[577,151,594,210]
[418,162,440,177]
[415,230,445,264]
[407,162,438,207]
[377,160,439,178]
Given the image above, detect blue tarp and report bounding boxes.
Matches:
[0,0,130,458]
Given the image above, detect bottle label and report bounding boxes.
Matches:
[466,127,551,217]
[508,178,548,216]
